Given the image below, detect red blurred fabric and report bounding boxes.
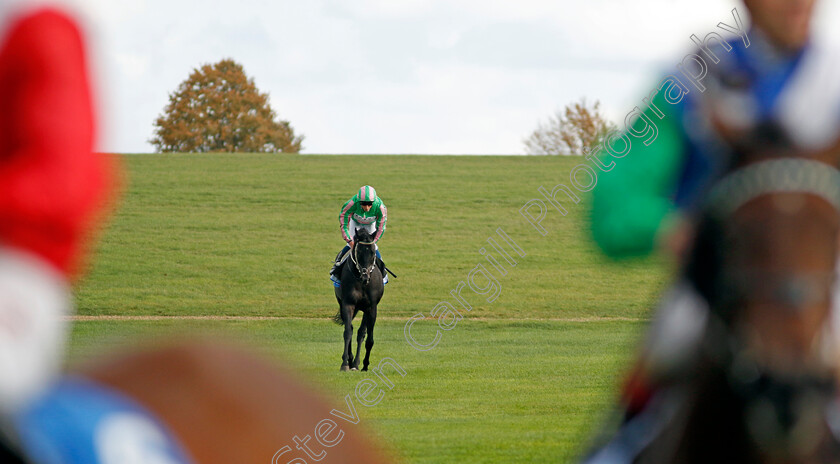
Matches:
[0,7,111,279]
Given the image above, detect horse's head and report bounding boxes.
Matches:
[352,228,377,285]
[684,147,840,458]
[699,151,840,367]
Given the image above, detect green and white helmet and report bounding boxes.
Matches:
[358,185,377,202]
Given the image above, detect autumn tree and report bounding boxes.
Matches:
[150,59,303,153]
[524,99,616,156]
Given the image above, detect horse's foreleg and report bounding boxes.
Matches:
[353,319,367,370]
[362,309,376,371]
[341,306,354,371]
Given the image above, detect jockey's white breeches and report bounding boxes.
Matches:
[0,248,71,414]
[347,219,379,250]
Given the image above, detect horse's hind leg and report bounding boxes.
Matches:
[362,309,376,371]
[353,318,367,370]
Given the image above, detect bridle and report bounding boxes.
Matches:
[705,158,840,218]
[705,158,840,307]
[704,158,840,309]
[350,238,377,284]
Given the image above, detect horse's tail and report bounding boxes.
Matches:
[332,310,343,325]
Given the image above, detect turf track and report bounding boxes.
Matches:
[70,153,669,462]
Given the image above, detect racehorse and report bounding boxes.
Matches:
[332,228,383,372]
[582,121,840,462]
[612,143,840,463]
[11,339,393,464]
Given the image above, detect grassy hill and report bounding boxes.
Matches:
[75,154,669,319]
[69,153,672,463]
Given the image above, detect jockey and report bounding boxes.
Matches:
[330,185,388,283]
[593,1,840,260]
[0,1,110,461]
[585,0,840,460]
[0,0,111,415]
[0,3,189,463]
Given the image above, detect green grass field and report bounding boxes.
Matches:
[70,154,670,462]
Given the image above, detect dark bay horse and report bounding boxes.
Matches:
[583,118,840,463]
[332,228,383,372]
[608,146,840,463]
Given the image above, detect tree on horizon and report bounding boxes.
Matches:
[524,98,615,156]
[150,59,303,153]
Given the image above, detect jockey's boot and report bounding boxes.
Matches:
[330,246,350,277]
[329,251,343,277]
[377,257,388,284]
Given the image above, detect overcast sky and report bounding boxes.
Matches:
[64,0,840,154]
